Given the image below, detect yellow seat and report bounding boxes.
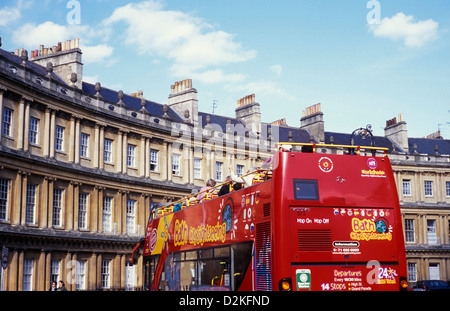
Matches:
[252,173,265,185]
[187,197,198,206]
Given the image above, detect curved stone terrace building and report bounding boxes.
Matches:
[0,38,448,290]
[0,39,310,291]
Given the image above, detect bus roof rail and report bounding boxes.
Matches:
[275,142,388,156]
[151,168,272,219]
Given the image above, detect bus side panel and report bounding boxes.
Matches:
[143,180,273,291]
[291,263,403,291]
[289,206,400,263]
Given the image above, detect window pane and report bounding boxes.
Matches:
[55,126,64,151]
[405,219,415,243]
[104,139,112,162]
[52,188,63,226]
[80,133,89,157]
[127,199,136,234]
[2,108,12,136]
[29,118,39,144]
[172,154,180,175]
[79,193,88,229]
[127,145,135,167]
[293,179,319,200]
[0,178,9,221]
[103,197,112,232]
[26,184,37,224]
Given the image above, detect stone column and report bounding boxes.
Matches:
[49,109,56,158]
[23,100,30,151]
[93,124,100,169]
[116,131,123,173]
[17,98,25,150]
[74,117,81,164]
[0,87,5,144]
[43,108,51,157]
[68,116,75,163]
[122,131,128,174]
[139,136,146,177]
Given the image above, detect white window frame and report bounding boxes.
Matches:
[78,193,88,229]
[407,262,417,283]
[23,259,34,291]
[52,188,63,227]
[125,263,136,291]
[427,219,437,245]
[236,164,244,177]
[0,178,9,221]
[193,158,202,179]
[76,260,87,290]
[102,196,112,233]
[55,126,64,151]
[50,259,61,284]
[101,260,111,289]
[104,139,113,163]
[402,179,411,196]
[126,199,136,234]
[215,161,223,181]
[150,149,158,172]
[26,184,37,224]
[29,117,39,144]
[172,154,180,175]
[424,180,433,197]
[404,219,415,243]
[127,144,136,167]
[80,133,89,157]
[2,108,12,136]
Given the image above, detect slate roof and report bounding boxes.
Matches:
[325,131,403,153]
[198,111,245,130]
[82,82,185,122]
[268,124,314,143]
[408,137,450,156]
[0,49,67,85]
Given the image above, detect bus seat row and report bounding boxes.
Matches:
[152,170,273,219]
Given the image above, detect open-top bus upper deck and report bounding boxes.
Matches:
[136,143,408,291]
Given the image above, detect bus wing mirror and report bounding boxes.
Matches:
[131,238,145,265]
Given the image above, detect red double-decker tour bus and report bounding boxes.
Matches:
[132,143,408,291]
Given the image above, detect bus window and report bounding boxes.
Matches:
[199,258,231,288]
[157,242,253,291]
[293,179,319,201]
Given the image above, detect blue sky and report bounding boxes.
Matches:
[1,0,449,139]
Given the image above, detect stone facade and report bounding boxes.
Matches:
[0,38,448,291]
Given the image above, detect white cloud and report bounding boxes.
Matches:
[189,70,246,85]
[270,65,283,77]
[0,0,32,27]
[0,7,21,27]
[81,44,114,64]
[229,80,295,102]
[11,21,114,64]
[12,21,74,48]
[370,12,438,48]
[103,1,256,80]
[83,74,99,84]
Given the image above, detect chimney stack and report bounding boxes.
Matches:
[300,103,324,143]
[235,94,261,134]
[384,113,408,152]
[29,38,83,88]
[168,79,198,124]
